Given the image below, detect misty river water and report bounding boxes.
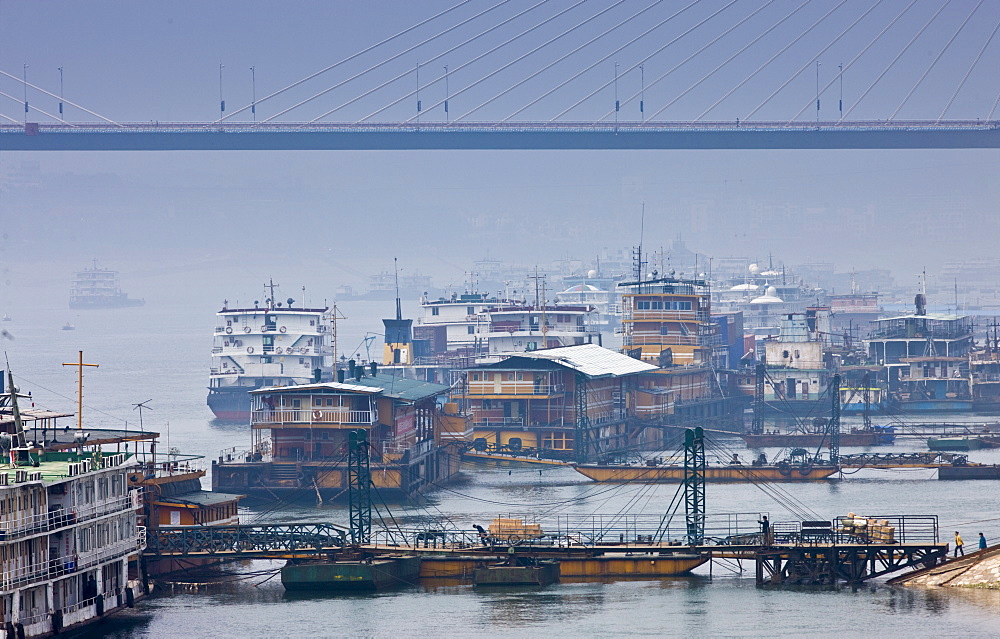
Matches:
[4,294,1000,637]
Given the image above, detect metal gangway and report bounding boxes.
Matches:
[145,523,348,559]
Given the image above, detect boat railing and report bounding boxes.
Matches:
[0,494,136,541]
[219,443,272,463]
[251,408,375,426]
[60,596,99,616]
[382,438,433,459]
[473,417,525,427]
[466,381,564,396]
[622,334,701,346]
[0,536,141,590]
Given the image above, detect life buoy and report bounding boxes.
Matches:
[313,410,323,420]
[776,461,792,476]
[798,463,813,476]
[280,326,287,333]
[300,348,307,354]
[277,347,284,354]
[247,346,254,354]
[244,326,251,333]
[225,326,232,334]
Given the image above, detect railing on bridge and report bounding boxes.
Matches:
[145,523,348,556]
[371,513,766,548]
[372,513,939,549]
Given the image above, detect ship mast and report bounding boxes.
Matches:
[394,257,402,322]
[266,277,279,311]
[61,351,99,430]
[6,366,25,448]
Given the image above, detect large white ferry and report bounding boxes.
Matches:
[208,282,335,422]
[0,374,145,637]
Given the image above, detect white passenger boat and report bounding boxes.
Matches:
[208,280,336,422]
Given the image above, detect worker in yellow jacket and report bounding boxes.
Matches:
[954,531,964,557]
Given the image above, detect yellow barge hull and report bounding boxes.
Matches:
[573,464,839,482]
[364,545,707,579]
[462,451,570,466]
[416,553,707,579]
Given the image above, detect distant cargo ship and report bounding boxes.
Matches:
[69,261,144,309]
[207,281,335,422]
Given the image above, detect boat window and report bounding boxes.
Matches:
[432,307,440,316]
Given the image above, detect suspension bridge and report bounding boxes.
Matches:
[2,1,1000,150]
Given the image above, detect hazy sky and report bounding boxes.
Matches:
[1,1,998,302]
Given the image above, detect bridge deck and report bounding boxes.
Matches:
[2,121,998,151]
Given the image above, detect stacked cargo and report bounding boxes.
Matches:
[839,513,896,544]
[489,517,545,542]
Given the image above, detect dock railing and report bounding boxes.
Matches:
[372,514,939,549]
[372,512,765,548]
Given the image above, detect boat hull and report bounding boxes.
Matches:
[415,552,708,579]
[938,465,1000,480]
[281,556,421,591]
[898,399,974,412]
[69,296,144,309]
[207,388,252,422]
[473,562,560,586]
[927,437,982,451]
[743,431,893,448]
[573,463,839,482]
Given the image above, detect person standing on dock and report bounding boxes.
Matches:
[979,532,987,550]
[759,515,771,545]
[954,532,964,557]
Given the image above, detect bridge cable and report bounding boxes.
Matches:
[458,0,676,122]
[784,0,919,125]
[744,0,885,121]
[0,90,76,127]
[215,0,473,123]
[0,109,22,125]
[643,0,812,122]
[988,90,1000,121]
[261,0,513,123]
[694,1,849,122]
[838,0,950,123]
[938,17,1000,121]
[552,0,746,122]
[499,0,701,123]
[402,0,626,124]
[890,0,982,121]
[345,0,569,123]
[0,68,121,127]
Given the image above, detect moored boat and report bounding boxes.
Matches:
[208,280,336,422]
[281,555,421,592]
[0,370,146,637]
[473,559,560,587]
[573,460,839,483]
[743,426,894,448]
